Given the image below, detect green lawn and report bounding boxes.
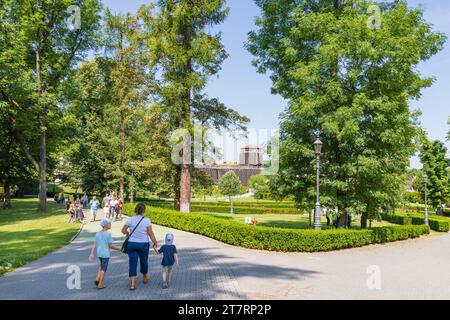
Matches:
[196,212,396,230]
[0,199,80,276]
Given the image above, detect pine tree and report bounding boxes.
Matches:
[138,1,248,212]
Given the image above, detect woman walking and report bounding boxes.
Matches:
[121,203,158,291]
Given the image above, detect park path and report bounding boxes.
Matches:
[2,211,450,300]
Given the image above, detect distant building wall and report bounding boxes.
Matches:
[200,145,264,185]
[199,166,263,186]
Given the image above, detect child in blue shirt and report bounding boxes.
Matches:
[157,233,179,289]
[88,219,121,289]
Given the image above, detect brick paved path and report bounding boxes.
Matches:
[2,211,450,300]
[0,214,242,300]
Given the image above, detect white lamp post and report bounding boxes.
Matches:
[314,138,323,230]
[130,161,135,204]
[423,173,429,226]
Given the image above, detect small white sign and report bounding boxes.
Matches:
[245,217,252,224]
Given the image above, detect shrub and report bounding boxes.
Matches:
[190,204,303,215]
[382,212,450,232]
[381,213,412,225]
[409,214,450,232]
[405,191,423,204]
[123,204,430,252]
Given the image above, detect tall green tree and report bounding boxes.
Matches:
[419,138,450,208]
[66,6,192,199]
[247,0,446,227]
[0,0,102,211]
[248,175,269,199]
[138,1,249,212]
[218,171,241,213]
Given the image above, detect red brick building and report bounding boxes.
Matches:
[199,146,264,185]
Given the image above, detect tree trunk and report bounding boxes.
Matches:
[36,43,47,213]
[179,28,193,213]
[174,166,181,211]
[361,211,368,229]
[3,181,11,209]
[180,162,191,213]
[119,109,126,199]
[3,123,12,209]
[38,131,47,212]
[337,212,350,228]
[337,202,349,228]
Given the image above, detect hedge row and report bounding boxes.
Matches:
[123,204,430,252]
[381,212,450,232]
[193,201,296,208]
[190,204,303,215]
[144,201,303,214]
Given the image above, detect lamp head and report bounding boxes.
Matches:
[314,138,323,155]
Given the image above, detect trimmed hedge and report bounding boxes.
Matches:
[123,204,430,252]
[382,212,450,232]
[191,204,303,215]
[194,201,296,208]
[409,214,450,232]
[381,213,412,225]
[144,200,303,214]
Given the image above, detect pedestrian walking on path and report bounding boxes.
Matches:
[121,203,158,291]
[157,233,179,289]
[82,192,89,209]
[102,193,110,219]
[89,196,100,222]
[88,219,121,290]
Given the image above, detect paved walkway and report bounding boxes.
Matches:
[2,212,450,300]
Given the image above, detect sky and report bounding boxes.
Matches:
[102,0,450,168]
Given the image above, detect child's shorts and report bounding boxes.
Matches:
[99,258,109,272]
[162,265,173,272]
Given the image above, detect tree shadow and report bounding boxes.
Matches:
[0,240,321,300]
[0,201,69,227]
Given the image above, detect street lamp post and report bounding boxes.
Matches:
[314,138,323,230]
[130,162,135,205]
[423,173,429,226]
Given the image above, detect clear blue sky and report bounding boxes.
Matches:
[102,0,450,168]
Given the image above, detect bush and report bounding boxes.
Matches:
[409,214,450,232]
[381,212,450,232]
[190,204,303,215]
[123,204,430,252]
[381,213,412,225]
[143,200,303,214]
[442,208,450,217]
[405,191,423,204]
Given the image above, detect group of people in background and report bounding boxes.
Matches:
[58,191,124,224]
[100,192,124,222]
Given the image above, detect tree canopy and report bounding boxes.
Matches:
[247,0,446,227]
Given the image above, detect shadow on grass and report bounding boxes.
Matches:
[0,227,80,274]
[0,200,69,227]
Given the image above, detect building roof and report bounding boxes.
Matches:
[241,145,260,150]
[204,162,240,167]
